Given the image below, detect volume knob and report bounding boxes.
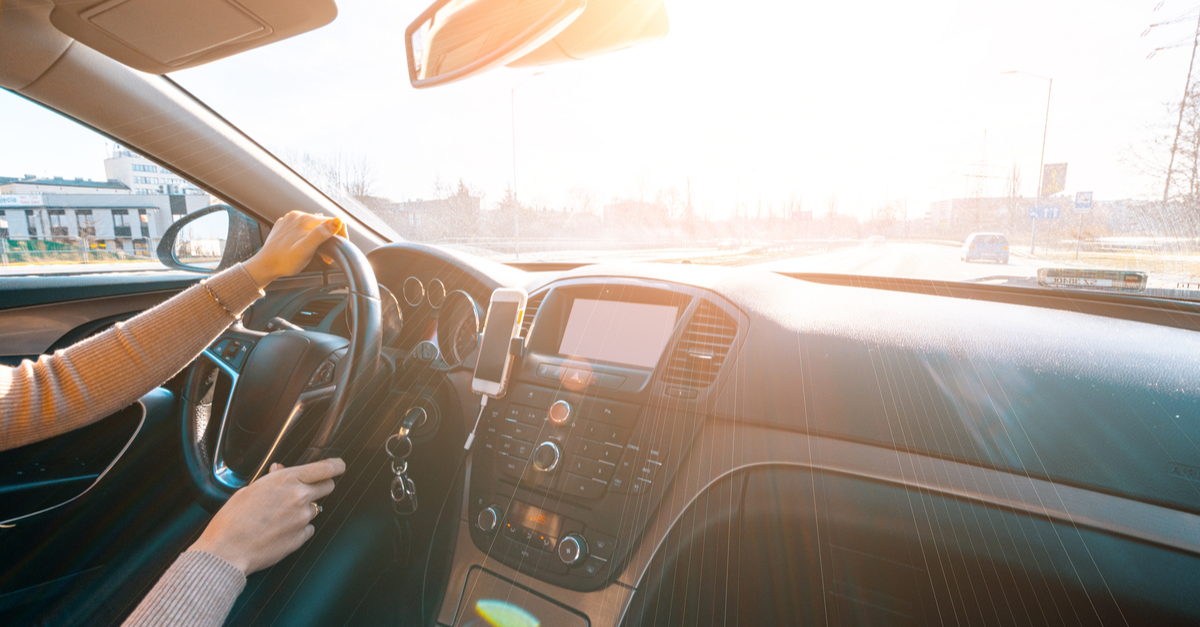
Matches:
[548,400,572,425]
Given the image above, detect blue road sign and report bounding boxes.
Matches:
[1028,205,1060,219]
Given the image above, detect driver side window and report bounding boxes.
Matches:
[0,88,224,277]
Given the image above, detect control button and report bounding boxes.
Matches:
[536,533,557,552]
[583,529,618,559]
[531,441,561,473]
[503,522,518,538]
[562,473,606,499]
[548,400,572,425]
[574,438,601,459]
[520,408,545,426]
[536,364,564,380]
[596,443,623,464]
[230,342,252,369]
[519,527,536,545]
[665,386,699,399]
[558,533,588,565]
[631,477,652,496]
[497,454,527,479]
[585,400,639,427]
[581,555,608,577]
[500,420,538,442]
[477,506,501,532]
[585,423,630,445]
[498,437,532,459]
[563,368,595,387]
[307,359,336,388]
[568,457,615,482]
[512,385,553,407]
[638,459,663,481]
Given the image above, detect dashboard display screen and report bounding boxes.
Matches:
[514,502,562,538]
[558,299,678,368]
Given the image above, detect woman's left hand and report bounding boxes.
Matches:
[242,211,347,289]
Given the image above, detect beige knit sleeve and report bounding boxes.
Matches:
[122,550,247,627]
[0,264,264,451]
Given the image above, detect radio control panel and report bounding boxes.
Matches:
[468,382,675,589]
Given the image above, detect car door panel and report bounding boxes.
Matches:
[0,289,189,364]
[0,401,141,524]
[0,388,207,625]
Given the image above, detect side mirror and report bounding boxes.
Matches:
[405,0,586,89]
[156,205,263,273]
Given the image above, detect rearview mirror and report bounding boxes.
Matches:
[156,205,263,273]
[405,0,586,89]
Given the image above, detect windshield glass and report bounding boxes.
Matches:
[170,0,1200,299]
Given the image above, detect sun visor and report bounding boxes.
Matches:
[506,0,668,68]
[47,0,337,74]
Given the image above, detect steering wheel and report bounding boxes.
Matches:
[179,237,382,509]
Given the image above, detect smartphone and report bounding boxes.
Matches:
[471,288,528,398]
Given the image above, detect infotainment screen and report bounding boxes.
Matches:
[558,299,678,368]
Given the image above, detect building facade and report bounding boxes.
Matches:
[104,146,206,196]
[1,192,214,255]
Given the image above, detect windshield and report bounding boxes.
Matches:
[169,0,1200,298]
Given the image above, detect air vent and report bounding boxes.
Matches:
[661,301,737,390]
[521,292,545,338]
[290,298,341,329]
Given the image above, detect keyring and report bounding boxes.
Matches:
[385,433,413,460]
[391,460,408,476]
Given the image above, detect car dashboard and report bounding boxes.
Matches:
[251,242,1200,627]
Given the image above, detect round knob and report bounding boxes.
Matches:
[531,441,561,473]
[548,400,572,425]
[557,533,588,565]
[476,506,501,532]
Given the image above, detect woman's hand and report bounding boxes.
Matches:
[189,458,346,576]
[242,211,347,289]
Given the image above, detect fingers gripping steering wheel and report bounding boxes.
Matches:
[179,237,382,509]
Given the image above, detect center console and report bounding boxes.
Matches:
[465,280,739,592]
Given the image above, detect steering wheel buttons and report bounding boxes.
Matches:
[308,360,336,388]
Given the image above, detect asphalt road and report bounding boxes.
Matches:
[757,242,1041,282]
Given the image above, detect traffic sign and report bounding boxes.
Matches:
[1028,205,1060,219]
[1075,191,1093,213]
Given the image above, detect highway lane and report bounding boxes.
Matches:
[756,242,1040,282]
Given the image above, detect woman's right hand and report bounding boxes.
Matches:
[189,458,346,576]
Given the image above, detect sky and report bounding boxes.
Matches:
[3,0,1199,221]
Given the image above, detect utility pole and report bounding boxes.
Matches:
[1003,71,1052,255]
[1164,11,1200,202]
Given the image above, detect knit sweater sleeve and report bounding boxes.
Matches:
[121,550,247,627]
[0,263,263,451]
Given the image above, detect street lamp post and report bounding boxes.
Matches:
[511,71,543,261]
[1002,71,1052,255]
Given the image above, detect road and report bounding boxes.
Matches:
[756,242,1040,282]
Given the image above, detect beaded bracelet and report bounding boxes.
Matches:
[200,278,242,320]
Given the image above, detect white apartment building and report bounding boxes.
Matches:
[104,146,205,196]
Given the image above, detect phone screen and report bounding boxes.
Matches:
[474,301,520,384]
